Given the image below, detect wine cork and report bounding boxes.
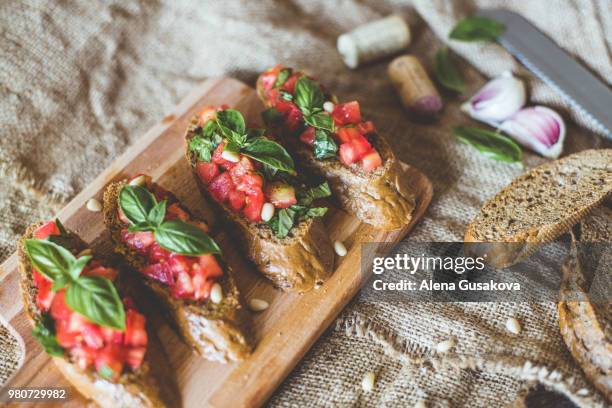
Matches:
[337,15,411,69]
[388,55,443,119]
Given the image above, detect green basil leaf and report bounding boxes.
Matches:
[261,107,284,126]
[188,132,215,163]
[119,185,157,225]
[155,220,221,256]
[280,91,293,101]
[313,130,338,160]
[449,17,505,42]
[32,314,64,357]
[128,222,156,233]
[55,218,68,235]
[243,137,295,172]
[453,126,522,163]
[148,200,167,227]
[98,365,115,379]
[246,128,266,140]
[297,182,332,205]
[274,68,291,88]
[267,208,297,239]
[433,47,465,93]
[51,275,71,292]
[216,109,246,137]
[295,77,325,114]
[261,163,278,179]
[24,239,76,282]
[66,276,126,330]
[304,112,334,131]
[67,255,92,281]
[306,207,328,218]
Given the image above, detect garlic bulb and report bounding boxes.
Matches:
[499,106,566,159]
[461,71,526,124]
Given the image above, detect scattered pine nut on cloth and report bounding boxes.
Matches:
[1,0,610,407]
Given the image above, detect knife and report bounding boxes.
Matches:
[478,9,612,139]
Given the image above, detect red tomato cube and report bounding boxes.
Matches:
[260,64,282,91]
[121,230,155,253]
[124,310,148,347]
[336,127,361,143]
[172,271,195,298]
[192,272,214,301]
[275,100,303,132]
[82,324,104,349]
[299,127,316,146]
[243,190,264,222]
[67,312,89,333]
[282,74,299,93]
[198,255,224,279]
[350,134,372,157]
[339,142,360,165]
[142,263,174,285]
[71,346,96,370]
[126,347,147,370]
[95,345,124,380]
[34,221,60,239]
[196,162,219,185]
[101,327,124,344]
[211,143,237,170]
[361,151,383,171]
[332,101,361,126]
[208,172,235,203]
[50,291,71,321]
[36,280,55,311]
[228,190,246,211]
[55,320,77,349]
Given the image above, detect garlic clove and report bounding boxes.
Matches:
[461,71,526,124]
[499,106,566,159]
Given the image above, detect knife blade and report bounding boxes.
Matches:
[478,9,612,139]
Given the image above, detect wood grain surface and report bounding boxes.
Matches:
[0,77,432,408]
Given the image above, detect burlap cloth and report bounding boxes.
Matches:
[1,0,610,406]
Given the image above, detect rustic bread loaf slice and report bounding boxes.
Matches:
[465,149,612,267]
[256,68,416,231]
[18,223,177,408]
[103,179,252,363]
[185,117,335,293]
[558,206,611,401]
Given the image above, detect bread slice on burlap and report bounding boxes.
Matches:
[558,205,611,401]
[465,149,612,267]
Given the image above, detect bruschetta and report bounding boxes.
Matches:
[18,220,176,407]
[185,107,334,292]
[256,65,416,231]
[103,175,251,362]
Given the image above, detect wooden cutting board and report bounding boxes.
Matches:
[0,77,432,408]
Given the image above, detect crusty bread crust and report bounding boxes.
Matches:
[558,207,611,401]
[103,180,252,362]
[465,149,612,267]
[185,117,334,292]
[256,74,416,231]
[17,223,174,408]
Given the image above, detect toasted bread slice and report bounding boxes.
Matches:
[558,206,611,401]
[465,149,612,267]
[18,223,176,408]
[103,179,252,362]
[256,66,415,231]
[185,117,334,292]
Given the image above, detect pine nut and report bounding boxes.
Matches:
[129,175,146,186]
[248,298,269,312]
[414,401,427,408]
[261,203,275,222]
[436,338,455,353]
[323,101,335,113]
[221,150,240,163]
[506,317,521,334]
[86,198,102,212]
[334,240,347,256]
[361,371,376,392]
[76,248,93,258]
[210,283,223,304]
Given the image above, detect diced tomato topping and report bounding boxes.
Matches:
[275,100,303,132]
[172,271,195,298]
[336,127,361,143]
[36,278,55,311]
[67,312,88,333]
[350,134,372,157]
[126,347,146,370]
[357,121,376,135]
[124,310,148,348]
[208,172,235,203]
[95,344,124,381]
[228,190,246,211]
[361,151,383,172]
[142,263,174,285]
[55,320,77,349]
[260,64,283,91]
[332,101,361,126]
[71,346,96,371]
[265,182,297,209]
[82,324,104,349]
[228,156,255,184]
[192,272,214,301]
[266,88,280,105]
[121,230,155,253]
[299,127,316,146]
[50,291,71,321]
[211,142,237,170]
[281,74,299,93]
[84,266,118,281]
[167,203,190,221]
[198,255,224,279]
[199,107,218,125]
[196,162,219,185]
[339,143,360,165]
[34,221,60,240]
[243,189,264,222]
[101,327,124,344]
